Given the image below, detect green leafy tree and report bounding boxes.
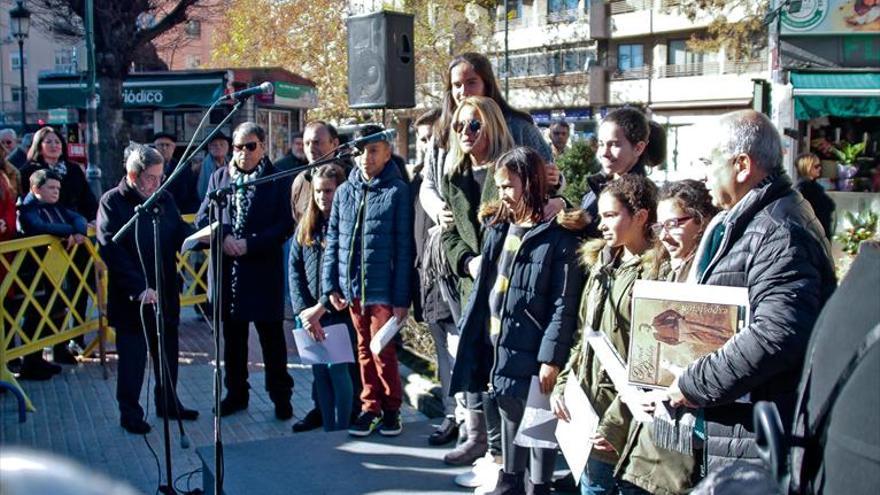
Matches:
[667,0,770,61]
[555,140,600,205]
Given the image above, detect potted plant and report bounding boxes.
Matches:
[831,141,866,191]
[835,209,878,277]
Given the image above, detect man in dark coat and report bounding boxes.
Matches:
[195,122,295,420]
[667,110,836,475]
[97,144,198,435]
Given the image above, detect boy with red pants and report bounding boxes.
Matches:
[321,125,413,437]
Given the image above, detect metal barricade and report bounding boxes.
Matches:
[0,214,208,414]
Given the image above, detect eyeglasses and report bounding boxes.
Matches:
[1,140,13,145]
[651,216,693,236]
[453,119,482,135]
[233,141,259,152]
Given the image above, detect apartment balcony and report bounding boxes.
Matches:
[492,7,591,51]
[607,60,766,107]
[603,0,739,38]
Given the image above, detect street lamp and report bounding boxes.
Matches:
[9,1,32,131]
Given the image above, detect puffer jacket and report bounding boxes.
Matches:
[450,207,586,400]
[678,173,836,474]
[288,223,353,329]
[18,192,88,237]
[579,161,647,238]
[322,162,413,308]
[553,241,667,466]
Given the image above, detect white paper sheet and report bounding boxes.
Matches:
[293,323,355,365]
[514,377,559,450]
[369,316,399,355]
[555,374,598,486]
[181,221,218,251]
[584,331,653,423]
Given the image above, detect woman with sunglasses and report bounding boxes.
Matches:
[195,122,295,421]
[654,180,719,282]
[420,52,556,234]
[795,152,835,241]
[439,95,514,473]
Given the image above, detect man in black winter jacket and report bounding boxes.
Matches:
[666,110,836,475]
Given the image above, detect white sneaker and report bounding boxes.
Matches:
[454,452,497,488]
[473,454,502,494]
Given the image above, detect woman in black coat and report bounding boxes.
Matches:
[195,122,295,420]
[795,152,835,240]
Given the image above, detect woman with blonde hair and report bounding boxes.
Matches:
[439,95,515,472]
[795,152,835,240]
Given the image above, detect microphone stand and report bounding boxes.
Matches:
[112,95,251,495]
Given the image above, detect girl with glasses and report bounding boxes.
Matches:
[655,180,719,282]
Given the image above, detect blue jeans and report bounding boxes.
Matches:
[313,363,354,431]
[580,458,617,495]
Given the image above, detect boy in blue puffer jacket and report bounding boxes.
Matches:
[322,124,413,438]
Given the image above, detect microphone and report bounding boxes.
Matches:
[342,129,397,150]
[222,81,273,101]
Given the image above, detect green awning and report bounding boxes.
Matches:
[271,81,318,108]
[791,71,880,120]
[38,72,226,109]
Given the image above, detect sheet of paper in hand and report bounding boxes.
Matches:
[628,280,749,390]
[369,316,399,355]
[181,221,218,251]
[293,323,355,365]
[555,374,599,485]
[584,331,653,423]
[514,376,558,450]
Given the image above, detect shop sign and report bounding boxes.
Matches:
[782,0,880,35]
[47,108,77,124]
[272,81,319,108]
[123,88,165,105]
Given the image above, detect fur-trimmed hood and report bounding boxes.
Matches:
[478,200,589,232]
[580,238,668,280]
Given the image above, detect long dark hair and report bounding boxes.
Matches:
[435,52,533,147]
[27,127,68,164]
[601,108,667,169]
[295,164,346,247]
[491,147,546,225]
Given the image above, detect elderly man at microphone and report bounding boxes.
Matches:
[320,124,414,437]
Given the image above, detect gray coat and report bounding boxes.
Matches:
[678,174,836,474]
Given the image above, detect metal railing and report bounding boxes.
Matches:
[655,61,721,78]
[609,0,653,15]
[611,65,653,80]
[1,215,208,413]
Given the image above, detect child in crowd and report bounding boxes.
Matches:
[17,169,88,380]
[451,147,586,494]
[289,164,355,431]
[322,124,413,438]
[552,174,669,495]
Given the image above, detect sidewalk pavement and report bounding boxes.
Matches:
[0,309,429,494]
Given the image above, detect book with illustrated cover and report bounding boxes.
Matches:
[628,280,749,390]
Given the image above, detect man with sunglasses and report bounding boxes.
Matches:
[0,129,26,169]
[665,110,836,476]
[196,122,296,421]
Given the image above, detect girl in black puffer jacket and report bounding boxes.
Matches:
[451,147,586,495]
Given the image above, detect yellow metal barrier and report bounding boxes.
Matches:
[1,214,208,413]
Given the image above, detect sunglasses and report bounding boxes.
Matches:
[453,119,482,135]
[651,216,694,236]
[233,141,259,152]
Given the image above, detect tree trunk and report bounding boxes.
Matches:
[96,74,130,189]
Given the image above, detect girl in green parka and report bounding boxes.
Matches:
[551,175,669,495]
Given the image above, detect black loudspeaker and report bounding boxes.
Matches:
[347,11,415,109]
